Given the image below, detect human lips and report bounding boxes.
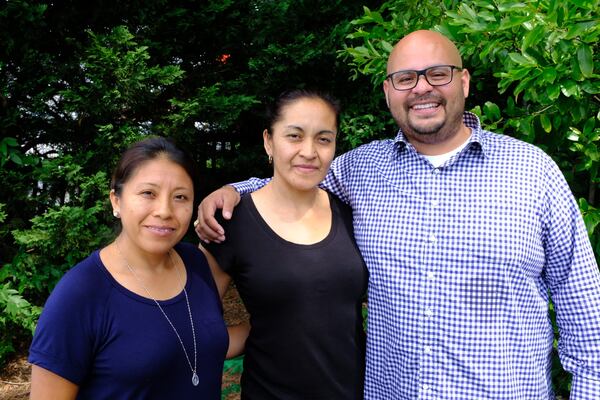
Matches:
[294,164,320,173]
[145,225,176,235]
[412,102,439,110]
[408,95,444,112]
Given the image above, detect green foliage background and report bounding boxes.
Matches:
[1,0,598,397]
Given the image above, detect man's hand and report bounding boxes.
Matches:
[194,185,241,243]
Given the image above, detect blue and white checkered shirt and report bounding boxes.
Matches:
[235,112,600,399]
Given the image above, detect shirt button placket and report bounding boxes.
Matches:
[421,167,441,399]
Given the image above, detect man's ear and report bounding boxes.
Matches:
[461,68,471,99]
[383,80,391,108]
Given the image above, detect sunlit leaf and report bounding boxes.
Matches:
[561,80,579,97]
[508,52,535,66]
[567,127,581,142]
[540,114,552,133]
[497,2,528,12]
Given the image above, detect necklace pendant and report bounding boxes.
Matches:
[192,372,199,386]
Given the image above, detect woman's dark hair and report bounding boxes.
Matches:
[265,89,341,133]
[110,136,198,197]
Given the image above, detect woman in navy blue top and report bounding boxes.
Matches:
[29,137,231,399]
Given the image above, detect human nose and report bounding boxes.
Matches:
[153,194,173,218]
[412,73,433,93]
[299,139,317,158]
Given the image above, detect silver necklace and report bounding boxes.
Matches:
[115,242,199,386]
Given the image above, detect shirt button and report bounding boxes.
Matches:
[427,271,435,280]
[429,234,437,243]
[424,307,433,317]
[423,384,430,391]
[432,168,440,175]
[431,200,439,207]
[424,345,432,354]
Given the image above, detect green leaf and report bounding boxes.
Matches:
[483,101,501,121]
[366,10,384,24]
[581,80,600,94]
[461,4,478,21]
[556,6,565,26]
[552,114,562,131]
[513,71,541,99]
[579,197,590,212]
[561,80,579,97]
[508,53,535,66]
[522,25,545,51]
[380,40,394,53]
[499,15,532,30]
[540,114,552,133]
[583,117,596,136]
[565,21,598,40]
[470,105,482,116]
[577,44,594,78]
[541,67,558,84]
[3,137,18,147]
[546,84,561,100]
[582,207,600,236]
[567,104,585,123]
[567,127,581,142]
[9,152,23,165]
[510,67,536,81]
[497,2,528,12]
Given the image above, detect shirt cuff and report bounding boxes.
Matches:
[231,177,270,195]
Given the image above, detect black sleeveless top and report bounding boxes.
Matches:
[205,192,367,399]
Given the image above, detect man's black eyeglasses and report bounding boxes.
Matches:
[386,65,463,91]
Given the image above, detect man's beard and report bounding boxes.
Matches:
[394,94,464,145]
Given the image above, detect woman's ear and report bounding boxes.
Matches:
[109,189,120,217]
[263,129,273,160]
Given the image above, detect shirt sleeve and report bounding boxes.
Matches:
[542,159,600,398]
[28,264,100,385]
[231,177,271,194]
[321,148,358,204]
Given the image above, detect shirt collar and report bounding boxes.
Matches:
[393,111,489,157]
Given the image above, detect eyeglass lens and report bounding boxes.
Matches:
[390,66,454,90]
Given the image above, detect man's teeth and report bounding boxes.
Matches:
[413,103,438,110]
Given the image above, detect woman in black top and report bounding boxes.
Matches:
[201,89,367,399]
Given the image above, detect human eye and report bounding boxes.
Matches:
[140,190,155,198]
[317,134,334,144]
[427,67,451,81]
[174,193,190,202]
[394,72,415,85]
[286,132,302,140]
[392,71,415,87]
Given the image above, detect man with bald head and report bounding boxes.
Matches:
[197,30,600,399]
[383,30,470,153]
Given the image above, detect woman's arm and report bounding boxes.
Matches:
[30,365,78,400]
[199,244,232,299]
[199,245,249,358]
[226,321,251,359]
